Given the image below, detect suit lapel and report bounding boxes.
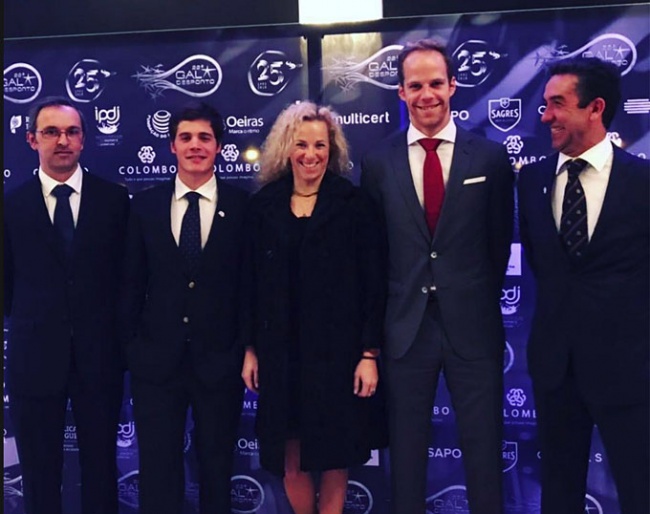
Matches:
[389,134,430,240]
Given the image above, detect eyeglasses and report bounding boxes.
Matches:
[36,127,84,140]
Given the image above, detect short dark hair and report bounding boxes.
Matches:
[397,39,454,85]
[547,57,621,128]
[27,96,87,135]
[169,101,224,143]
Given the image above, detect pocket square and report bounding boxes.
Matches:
[463,176,487,185]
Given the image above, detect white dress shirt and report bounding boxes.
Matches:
[39,166,83,226]
[406,119,457,208]
[171,175,218,248]
[552,137,613,240]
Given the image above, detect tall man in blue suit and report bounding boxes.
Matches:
[518,57,649,514]
[4,97,129,514]
[361,40,514,514]
[119,101,248,514]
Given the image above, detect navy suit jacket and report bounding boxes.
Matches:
[4,173,129,396]
[518,145,649,405]
[361,127,514,360]
[119,178,248,388]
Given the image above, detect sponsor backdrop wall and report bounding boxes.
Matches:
[3,4,649,513]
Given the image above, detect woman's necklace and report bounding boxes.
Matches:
[292,190,319,198]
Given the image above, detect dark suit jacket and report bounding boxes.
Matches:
[518,146,649,405]
[4,173,129,396]
[119,178,248,388]
[360,127,514,360]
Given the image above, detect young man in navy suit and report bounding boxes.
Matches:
[360,40,514,514]
[518,57,649,514]
[4,97,129,514]
[119,101,248,514]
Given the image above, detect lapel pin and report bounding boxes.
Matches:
[218,210,225,218]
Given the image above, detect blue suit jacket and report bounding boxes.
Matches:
[361,127,514,360]
[518,145,649,405]
[4,173,129,396]
[119,178,248,388]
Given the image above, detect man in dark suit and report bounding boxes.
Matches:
[360,40,514,514]
[119,101,247,514]
[518,57,649,514]
[4,96,129,514]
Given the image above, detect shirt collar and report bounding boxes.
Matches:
[556,137,613,175]
[174,174,217,202]
[39,165,83,196]
[407,118,457,146]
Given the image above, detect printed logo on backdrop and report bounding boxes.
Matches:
[218,143,260,179]
[507,243,521,276]
[231,475,264,513]
[502,440,518,472]
[225,115,264,135]
[3,437,23,510]
[335,111,391,126]
[4,330,9,407]
[95,106,122,147]
[501,286,520,315]
[248,50,302,97]
[4,63,42,104]
[66,59,114,103]
[236,437,259,457]
[323,44,402,92]
[428,446,462,460]
[503,341,515,374]
[534,33,636,76]
[364,449,380,467]
[426,485,469,513]
[118,470,140,509]
[624,98,650,115]
[242,389,258,416]
[489,98,522,132]
[134,55,222,99]
[147,110,172,139]
[505,388,536,425]
[9,115,29,135]
[116,422,136,449]
[118,147,177,182]
[585,494,604,514]
[431,403,453,424]
[63,424,78,452]
[344,480,373,514]
[452,40,507,88]
[503,135,548,170]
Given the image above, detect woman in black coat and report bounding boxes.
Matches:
[241,101,387,514]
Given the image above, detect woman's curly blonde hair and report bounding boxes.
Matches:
[257,101,350,185]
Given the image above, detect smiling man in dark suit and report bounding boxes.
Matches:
[518,57,649,514]
[360,39,514,514]
[4,96,129,514]
[119,101,248,514]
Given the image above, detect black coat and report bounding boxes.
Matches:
[243,171,387,475]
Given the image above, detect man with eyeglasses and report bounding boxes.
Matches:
[4,96,129,514]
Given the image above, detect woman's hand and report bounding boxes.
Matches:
[354,357,378,397]
[241,347,259,393]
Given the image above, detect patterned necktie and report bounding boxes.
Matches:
[559,158,589,259]
[419,138,444,235]
[51,184,75,254]
[179,192,202,276]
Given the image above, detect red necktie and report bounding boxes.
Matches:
[419,138,444,235]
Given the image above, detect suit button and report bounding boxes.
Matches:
[183,316,189,324]
[421,286,428,294]
[430,251,438,259]
[188,281,195,289]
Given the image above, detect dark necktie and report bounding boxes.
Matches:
[559,158,589,260]
[51,184,75,254]
[419,138,444,235]
[179,192,202,276]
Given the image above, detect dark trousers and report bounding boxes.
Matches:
[11,369,123,514]
[385,300,503,514]
[131,357,243,514]
[535,374,650,514]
